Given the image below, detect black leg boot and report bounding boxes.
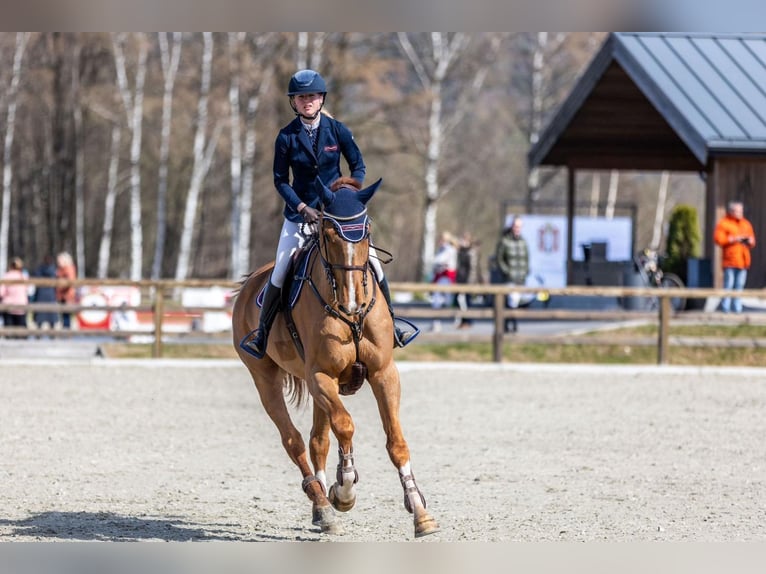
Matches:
[379,277,419,348]
[241,282,281,359]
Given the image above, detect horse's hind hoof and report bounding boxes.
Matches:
[414,514,440,538]
[328,483,356,512]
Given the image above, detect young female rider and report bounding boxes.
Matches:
[243,69,417,358]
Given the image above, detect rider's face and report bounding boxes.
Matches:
[294,93,323,117]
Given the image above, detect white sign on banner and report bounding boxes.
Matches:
[516,215,632,288]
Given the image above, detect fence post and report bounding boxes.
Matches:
[657,296,670,365]
[153,285,165,359]
[492,293,504,363]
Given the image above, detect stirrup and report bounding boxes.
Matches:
[239,328,268,359]
[393,317,420,348]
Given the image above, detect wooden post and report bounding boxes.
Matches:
[493,293,505,363]
[657,295,670,365]
[153,285,165,359]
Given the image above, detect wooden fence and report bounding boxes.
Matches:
[2,277,766,363]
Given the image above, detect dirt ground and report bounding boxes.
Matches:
[1,359,765,542]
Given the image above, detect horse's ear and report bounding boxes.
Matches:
[314,177,335,208]
[357,178,382,205]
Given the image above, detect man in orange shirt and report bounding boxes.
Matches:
[713,200,756,313]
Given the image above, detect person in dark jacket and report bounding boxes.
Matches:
[244,69,416,358]
[32,255,59,329]
[494,216,530,333]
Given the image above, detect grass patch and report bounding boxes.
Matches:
[100,329,766,366]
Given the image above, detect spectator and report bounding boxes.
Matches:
[494,215,530,332]
[430,231,458,332]
[714,200,755,313]
[56,251,77,329]
[455,232,483,329]
[32,255,59,330]
[1,257,30,334]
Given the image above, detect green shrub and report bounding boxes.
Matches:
[664,204,701,281]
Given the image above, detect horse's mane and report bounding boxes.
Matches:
[330,177,361,192]
[230,261,275,299]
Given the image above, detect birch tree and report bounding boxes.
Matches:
[97,123,122,278]
[227,33,244,280]
[0,32,29,274]
[72,39,86,277]
[112,32,148,280]
[296,32,326,71]
[650,171,671,250]
[397,32,502,280]
[151,32,183,280]
[227,33,276,280]
[174,32,219,283]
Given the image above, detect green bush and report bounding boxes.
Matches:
[664,204,701,281]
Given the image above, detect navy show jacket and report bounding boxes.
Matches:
[273,115,366,223]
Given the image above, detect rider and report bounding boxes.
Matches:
[244,69,417,358]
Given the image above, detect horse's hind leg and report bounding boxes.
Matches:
[367,362,440,538]
[247,361,339,534]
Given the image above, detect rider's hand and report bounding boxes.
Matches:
[300,205,320,224]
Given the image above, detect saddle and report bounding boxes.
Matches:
[255,242,318,361]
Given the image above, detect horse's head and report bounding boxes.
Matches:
[313,177,382,315]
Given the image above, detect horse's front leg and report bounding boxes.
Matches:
[308,401,332,498]
[247,361,338,533]
[367,362,440,538]
[310,371,359,514]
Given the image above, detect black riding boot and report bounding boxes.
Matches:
[243,282,281,359]
[379,277,419,348]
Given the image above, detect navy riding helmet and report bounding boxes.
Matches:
[288,69,327,119]
[287,69,327,96]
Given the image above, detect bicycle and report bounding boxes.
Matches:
[634,248,686,312]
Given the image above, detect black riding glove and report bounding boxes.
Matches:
[300,205,320,224]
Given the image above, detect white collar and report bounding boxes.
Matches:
[300,116,321,131]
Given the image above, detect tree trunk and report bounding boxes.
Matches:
[72,40,85,277]
[650,171,670,250]
[112,32,148,281]
[0,32,29,274]
[175,32,215,283]
[97,124,121,278]
[151,32,182,280]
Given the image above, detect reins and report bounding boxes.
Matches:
[296,214,379,365]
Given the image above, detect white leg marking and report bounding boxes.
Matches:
[316,469,328,494]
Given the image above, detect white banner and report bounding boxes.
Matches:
[518,215,633,288]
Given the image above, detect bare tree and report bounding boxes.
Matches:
[72,39,86,277]
[112,33,148,280]
[227,33,275,280]
[295,32,326,70]
[97,123,122,278]
[650,171,671,250]
[397,32,502,280]
[0,32,29,274]
[151,32,183,280]
[174,32,220,283]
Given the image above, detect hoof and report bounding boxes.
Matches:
[414,514,440,538]
[312,504,341,534]
[328,483,356,513]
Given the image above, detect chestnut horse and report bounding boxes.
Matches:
[232,177,439,538]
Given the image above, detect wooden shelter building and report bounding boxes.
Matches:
[528,32,766,288]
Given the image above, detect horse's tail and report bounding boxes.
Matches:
[284,373,309,408]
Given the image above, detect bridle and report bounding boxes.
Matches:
[318,207,373,316]
[300,202,383,359]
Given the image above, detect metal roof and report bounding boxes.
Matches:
[529,32,766,170]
